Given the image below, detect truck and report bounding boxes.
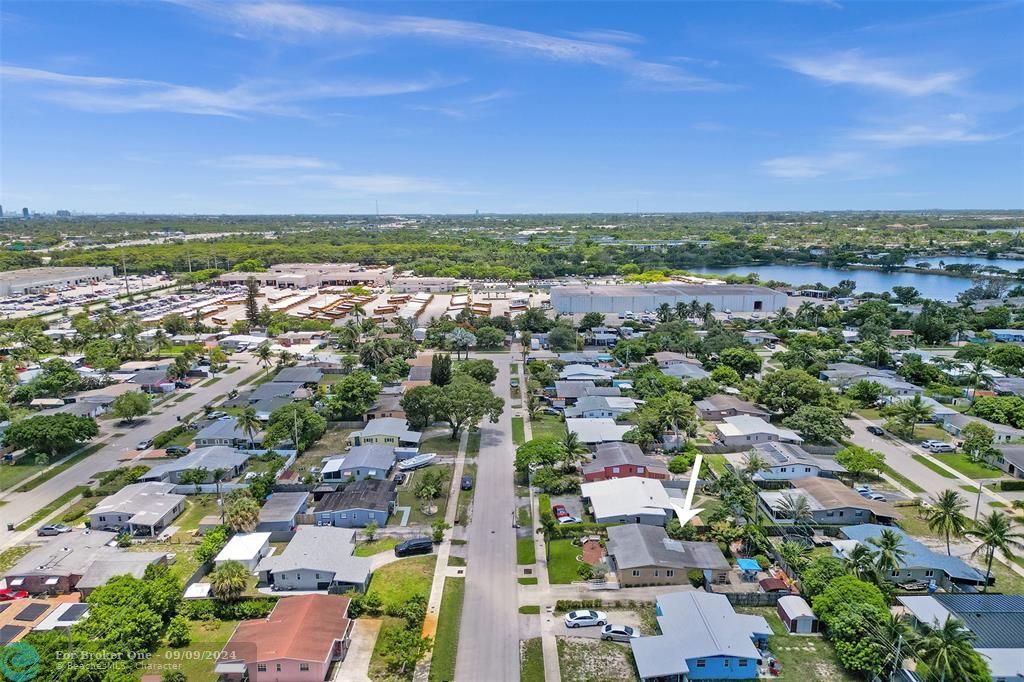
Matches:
[530,338,540,351]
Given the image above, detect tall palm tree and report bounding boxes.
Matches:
[660,394,694,447]
[775,493,813,525]
[657,303,673,323]
[967,512,1024,592]
[349,302,366,328]
[236,407,262,449]
[917,617,979,682]
[741,451,767,478]
[209,560,248,602]
[520,331,532,364]
[889,394,934,438]
[868,613,917,681]
[151,329,170,356]
[845,543,880,583]
[926,490,970,555]
[701,302,715,327]
[560,430,589,470]
[254,342,273,369]
[674,301,689,322]
[276,349,296,369]
[869,528,909,575]
[334,321,360,350]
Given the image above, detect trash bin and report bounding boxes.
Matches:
[6,523,14,531]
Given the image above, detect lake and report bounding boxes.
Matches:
[688,263,979,301]
[909,255,1024,272]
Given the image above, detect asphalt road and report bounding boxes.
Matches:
[455,353,519,682]
[0,353,263,546]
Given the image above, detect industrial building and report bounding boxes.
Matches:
[550,283,788,315]
[0,266,114,296]
[216,263,393,288]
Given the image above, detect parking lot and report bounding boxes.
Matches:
[0,274,170,319]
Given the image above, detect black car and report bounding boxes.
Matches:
[461,475,474,491]
[394,537,434,557]
[867,425,885,436]
[165,446,191,457]
[393,472,407,485]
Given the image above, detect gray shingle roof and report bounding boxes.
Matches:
[258,492,309,523]
[607,524,728,571]
[583,442,668,476]
[272,367,323,384]
[256,526,371,585]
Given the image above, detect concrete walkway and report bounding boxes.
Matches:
[338,618,381,682]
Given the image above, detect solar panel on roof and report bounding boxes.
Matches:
[0,604,9,614]
[59,604,89,621]
[0,624,24,645]
[15,603,49,621]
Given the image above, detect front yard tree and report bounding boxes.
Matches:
[4,413,99,458]
[960,421,995,462]
[208,347,228,377]
[753,368,829,417]
[432,375,504,440]
[835,445,885,480]
[324,370,380,420]
[845,380,885,407]
[110,391,151,424]
[414,468,444,515]
[430,353,453,386]
[264,402,327,452]
[719,347,762,379]
[400,385,440,430]
[474,326,505,350]
[456,359,498,385]
[210,560,248,602]
[926,489,969,555]
[782,405,852,444]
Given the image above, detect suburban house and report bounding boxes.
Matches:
[940,412,1024,444]
[366,394,405,421]
[897,594,1024,682]
[993,445,1024,478]
[582,442,669,483]
[346,418,422,447]
[695,394,770,422]
[990,376,1024,396]
[217,595,354,681]
[777,596,819,634]
[873,375,925,397]
[835,524,988,590]
[744,442,847,482]
[256,526,372,593]
[605,524,730,587]
[254,395,292,421]
[559,351,611,366]
[247,382,303,403]
[272,366,324,385]
[818,362,894,388]
[758,477,901,525]
[559,364,615,382]
[652,352,690,367]
[551,381,621,407]
[139,446,250,484]
[581,477,675,526]
[630,591,771,681]
[989,329,1024,343]
[743,330,779,346]
[87,482,185,536]
[314,480,396,528]
[131,368,174,393]
[215,532,272,571]
[880,395,956,422]
[320,444,396,482]
[715,415,803,447]
[566,418,633,446]
[660,363,711,380]
[3,530,165,596]
[256,492,310,540]
[194,418,264,449]
[564,396,639,419]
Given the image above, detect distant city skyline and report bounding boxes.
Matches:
[2,1,1022,213]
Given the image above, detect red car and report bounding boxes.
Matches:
[0,589,28,602]
[551,504,569,519]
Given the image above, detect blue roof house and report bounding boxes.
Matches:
[630,591,770,681]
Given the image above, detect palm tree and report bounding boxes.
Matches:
[701,302,715,327]
[209,560,249,602]
[226,494,261,532]
[967,512,1024,592]
[520,331,532,364]
[334,321,360,350]
[889,395,934,438]
[741,451,768,478]
[560,430,589,470]
[349,302,366,328]
[917,617,979,682]
[774,493,813,524]
[845,543,880,583]
[778,540,810,572]
[276,349,296,369]
[254,342,273,369]
[926,490,970,555]
[236,407,262,449]
[660,394,694,447]
[674,302,689,322]
[869,613,917,680]
[152,329,170,356]
[211,467,229,523]
[868,528,909,575]
[657,303,673,323]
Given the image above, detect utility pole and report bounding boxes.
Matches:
[974,478,987,522]
[890,633,902,682]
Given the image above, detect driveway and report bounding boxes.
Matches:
[335,618,381,682]
[551,609,644,639]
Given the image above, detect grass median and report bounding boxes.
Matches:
[15,443,105,493]
[17,486,90,531]
[428,577,466,682]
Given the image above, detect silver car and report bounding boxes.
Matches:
[601,624,640,642]
[564,610,607,628]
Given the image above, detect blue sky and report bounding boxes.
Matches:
[2,1,1022,214]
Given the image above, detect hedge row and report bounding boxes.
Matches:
[999,479,1024,491]
[179,598,277,621]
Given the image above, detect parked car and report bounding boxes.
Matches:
[37,524,71,537]
[855,485,873,494]
[551,504,569,519]
[865,492,887,501]
[461,475,474,491]
[558,516,582,525]
[206,411,227,419]
[920,439,946,449]
[0,589,29,602]
[136,439,154,451]
[601,624,640,642]
[866,425,885,436]
[564,610,607,628]
[926,442,956,453]
[394,537,434,558]
[393,472,407,485]
[165,446,190,457]
[542,407,561,416]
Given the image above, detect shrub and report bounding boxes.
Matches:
[754,554,771,570]
[1000,479,1024,491]
[668,451,697,474]
[687,569,705,588]
[165,615,191,647]
[178,598,277,621]
[153,426,185,449]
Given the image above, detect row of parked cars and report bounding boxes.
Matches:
[563,610,639,642]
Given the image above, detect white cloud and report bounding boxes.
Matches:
[851,117,1006,147]
[232,172,455,194]
[565,29,645,44]
[781,50,965,96]
[762,151,888,179]
[203,155,332,169]
[780,0,843,9]
[0,64,456,117]
[179,1,726,91]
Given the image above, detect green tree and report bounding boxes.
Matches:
[547,324,579,351]
[166,615,192,648]
[960,420,995,462]
[401,385,440,430]
[431,353,453,386]
[379,626,432,674]
[323,370,381,420]
[782,405,852,444]
[475,325,506,350]
[812,576,888,627]
[800,555,845,601]
[210,560,249,601]
[110,390,152,424]
[514,437,564,473]
[456,359,498,385]
[754,368,830,417]
[988,343,1024,374]
[719,347,762,378]
[431,375,504,439]
[578,312,605,331]
[236,406,263,449]
[867,528,909,574]
[179,467,209,494]
[967,512,1024,592]
[882,394,933,438]
[414,468,444,515]
[845,379,886,407]
[245,277,261,323]
[836,445,885,480]
[3,413,99,458]
[263,402,327,452]
[918,617,987,682]
[225,493,261,532]
[255,341,273,369]
[926,489,969,555]
[208,347,228,377]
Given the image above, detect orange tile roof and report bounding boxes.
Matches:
[222,595,351,663]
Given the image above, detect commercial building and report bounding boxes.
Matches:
[217,263,393,288]
[0,266,114,296]
[551,283,787,315]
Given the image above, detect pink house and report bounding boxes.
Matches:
[217,594,353,681]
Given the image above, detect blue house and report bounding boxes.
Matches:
[314,479,395,528]
[630,591,770,681]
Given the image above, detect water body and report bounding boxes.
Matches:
[909,255,1024,272]
[688,263,979,301]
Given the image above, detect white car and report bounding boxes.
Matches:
[855,485,872,494]
[927,442,956,453]
[564,610,608,628]
[601,624,641,642]
[558,516,582,525]
[864,493,887,501]
[920,440,946,449]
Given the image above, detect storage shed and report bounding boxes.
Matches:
[777,595,819,634]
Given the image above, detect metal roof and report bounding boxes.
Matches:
[842,524,985,583]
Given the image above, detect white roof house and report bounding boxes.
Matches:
[215,532,272,571]
[559,364,616,381]
[347,417,422,447]
[566,418,633,445]
[581,477,674,525]
[87,482,186,535]
[715,415,803,446]
[564,396,639,419]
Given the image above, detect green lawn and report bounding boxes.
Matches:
[520,638,545,682]
[517,537,536,565]
[288,424,355,476]
[367,555,436,612]
[466,432,481,458]
[429,577,466,682]
[397,464,454,526]
[912,454,957,478]
[16,486,89,530]
[529,414,567,441]
[517,504,532,528]
[175,496,222,533]
[736,608,857,682]
[420,435,462,458]
[456,462,477,526]
[354,537,401,557]
[0,462,45,491]
[12,443,105,492]
[910,425,953,443]
[547,538,583,584]
[557,637,638,682]
[705,453,730,477]
[933,453,1005,480]
[879,463,927,493]
[518,605,540,614]
[512,416,525,445]
[143,619,240,681]
[518,577,539,585]
[855,408,883,421]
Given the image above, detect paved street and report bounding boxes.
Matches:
[0,353,263,547]
[455,353,519,682]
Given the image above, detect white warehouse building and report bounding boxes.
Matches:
[551,283,788,315]
[0,266,115,296]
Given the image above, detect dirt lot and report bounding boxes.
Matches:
[557,636,638,682]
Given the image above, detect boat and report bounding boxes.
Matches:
[397,452,437,471]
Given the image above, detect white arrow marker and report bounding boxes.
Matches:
[670,453,704,526]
